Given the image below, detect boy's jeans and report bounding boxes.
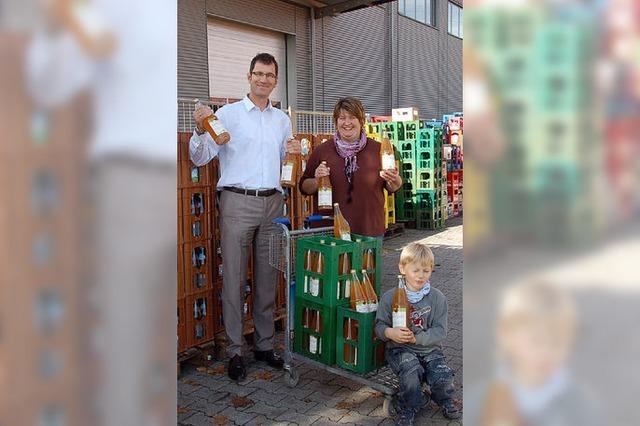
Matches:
[386,347,455,412]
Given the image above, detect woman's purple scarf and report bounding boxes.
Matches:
[333,131,367,185]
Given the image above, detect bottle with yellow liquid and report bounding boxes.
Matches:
[362,247,375,270]
[309,310,322,355]
[280,143,299,187]
[361,269,378,312]
[392,275,410,328]
[303,249,314,294]
[61,0,113,55]
[380,135,396,171]
[333,203,351,241]
[195,100,230,145]
[350,270,368,313]
[343,315,358,366]
[317,161,332,210]
[309,249,323,297]
[344,269,366,365]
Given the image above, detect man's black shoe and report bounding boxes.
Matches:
[228,355,246,381]
[254,350,284,369]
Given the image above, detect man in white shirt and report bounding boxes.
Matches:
[190,53,300,381]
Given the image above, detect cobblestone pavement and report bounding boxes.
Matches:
[179,217,463,425]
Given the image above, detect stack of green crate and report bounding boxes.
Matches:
[415,125,446,229]
[293,235,382,369]
[391,120,423,223]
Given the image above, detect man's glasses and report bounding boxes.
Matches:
[251,71,277,81]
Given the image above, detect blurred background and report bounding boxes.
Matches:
[0,0,176,425]
[464,0,640,424]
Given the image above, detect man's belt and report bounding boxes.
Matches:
[222,186,278,197]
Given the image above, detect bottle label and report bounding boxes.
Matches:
[318,188,332,207]
[341,232,351,241]
[304,275,309,293]
[301,138,310,156]
[354,347,358,365]
[382,153,395,170]
[191,167,199,183]
[281,163,294,182]
[209,117,227,135]
[392,309,407,328]
[355,302,368,313]
[369,302,378,313]
[344,280,350,298]
[309,278,320,297]
[309,335,319,354]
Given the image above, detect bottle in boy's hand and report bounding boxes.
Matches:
[392,275,410,328]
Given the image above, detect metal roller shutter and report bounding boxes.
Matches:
[207,17,287,104]
[317,6,390,115]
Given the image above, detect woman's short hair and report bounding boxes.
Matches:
[332,97,366,128]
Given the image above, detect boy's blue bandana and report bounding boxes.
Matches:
[407,282,431,304]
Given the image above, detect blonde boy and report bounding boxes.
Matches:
[375,242,460,425]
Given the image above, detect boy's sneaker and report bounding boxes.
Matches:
[441,400,462,420]
[395,409,415,426]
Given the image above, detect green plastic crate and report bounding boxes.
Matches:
[380,122,398,142]
[398,198,416,221]
[398,120,423,142]
[352,234,382,297]
[416,169,438,191]
[397,140,416,163]
[365,122,381,135]
[416,149,443,171]
[417,128,442,151]
[295,236,360,307]
[400,163,415,189]
[416,213,445,230]
[335,307,386,373]
[415,190,444,209]
[294,298,337,366]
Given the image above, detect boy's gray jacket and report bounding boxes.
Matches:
[375,287,448,357]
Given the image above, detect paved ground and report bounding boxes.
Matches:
[178,216,463,426]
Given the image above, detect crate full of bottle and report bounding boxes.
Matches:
[335,307,386,373]
[294,298,338,365]
[295,236,360,307]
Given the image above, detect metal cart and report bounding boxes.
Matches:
[268,217,399,416]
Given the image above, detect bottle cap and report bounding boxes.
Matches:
[350,269,356,273]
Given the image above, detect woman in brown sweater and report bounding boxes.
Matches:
[299,97,402,237]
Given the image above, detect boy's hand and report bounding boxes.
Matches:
[385,327,416,344]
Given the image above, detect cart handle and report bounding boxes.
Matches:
[273,217,292,229]
[304,214,333,229]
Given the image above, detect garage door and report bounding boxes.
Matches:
[207,17,287,105]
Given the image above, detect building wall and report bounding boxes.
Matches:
[395,0,462,119]
[178,0,462,121]
[178,0,209,101]
[314,5,391,116]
